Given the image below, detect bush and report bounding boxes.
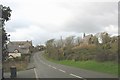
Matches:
[66,54,79,61]
[95,52,107,62]
[14,57,22,61]
[94,47,118,62]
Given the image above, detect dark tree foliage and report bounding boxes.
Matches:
[2,5,12,22]
[45,32,118,62]
[0,5,12,61]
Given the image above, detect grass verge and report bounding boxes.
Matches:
[44,55,118,76]
[3,61,28,72]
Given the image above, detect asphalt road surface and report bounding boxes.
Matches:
[33,51,118,79]
[0,69,2,79]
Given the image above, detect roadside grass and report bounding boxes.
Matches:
[44,55,118,75]
[3,61,28,72]
[3,55,30,72]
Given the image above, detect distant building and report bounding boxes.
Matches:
[95,32,109,44]
[8,49,21,58]
[82,34,94,45]
[33,45,46,52]
[7,40,33,55]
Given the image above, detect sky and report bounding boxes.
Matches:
[1,0,118,45]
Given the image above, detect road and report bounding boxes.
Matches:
[0,69,2,79]
[33,51,118,79]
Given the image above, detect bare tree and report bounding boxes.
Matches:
[75,37,82,46]
[64,36,75,47]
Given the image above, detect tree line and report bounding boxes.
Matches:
[45,32,119,62]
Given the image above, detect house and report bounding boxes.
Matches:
[95,32,109,44]
[35,45,46,51]
[82,34,94,45]
[7,40,33,57]
[8,49,21,58]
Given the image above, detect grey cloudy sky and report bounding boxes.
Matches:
[1,0,118,45]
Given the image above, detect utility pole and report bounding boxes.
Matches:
[0,5,3,79]
[0,5,12,79]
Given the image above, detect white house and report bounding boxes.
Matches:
[8,49,21,58]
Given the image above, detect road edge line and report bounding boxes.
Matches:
[34,68,39,79]
[70,73,83,78]
[58,69,66,73]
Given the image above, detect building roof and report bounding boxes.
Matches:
[7,40,32,54]
[83,34,93,42]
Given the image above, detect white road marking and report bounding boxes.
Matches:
[42,62,45,64]
[48,65,52,67]
[34,68,39,79]
[40,60,47,65]
[40,60,43,63]
[70,73,82,78]
[52,66,57,69]
[44,63,47,65]
[45,63,47,65]
[58,69,66,73]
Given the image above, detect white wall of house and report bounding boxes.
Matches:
[8,53,21,58]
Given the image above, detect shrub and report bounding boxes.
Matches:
[66,54,79,61]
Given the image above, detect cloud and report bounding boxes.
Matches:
[105,25,118,34]
[62,2,118,34]
[1,0,118,45]
[9,25,48,44]
[9,25,82,45]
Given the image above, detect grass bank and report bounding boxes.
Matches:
[3,54,31,72]
[3,61,28,72]
[44,55,118,75]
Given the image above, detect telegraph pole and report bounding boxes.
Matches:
[0,5,3,79]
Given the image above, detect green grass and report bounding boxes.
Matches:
[44,55,118,75]
[58,60,118,75]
